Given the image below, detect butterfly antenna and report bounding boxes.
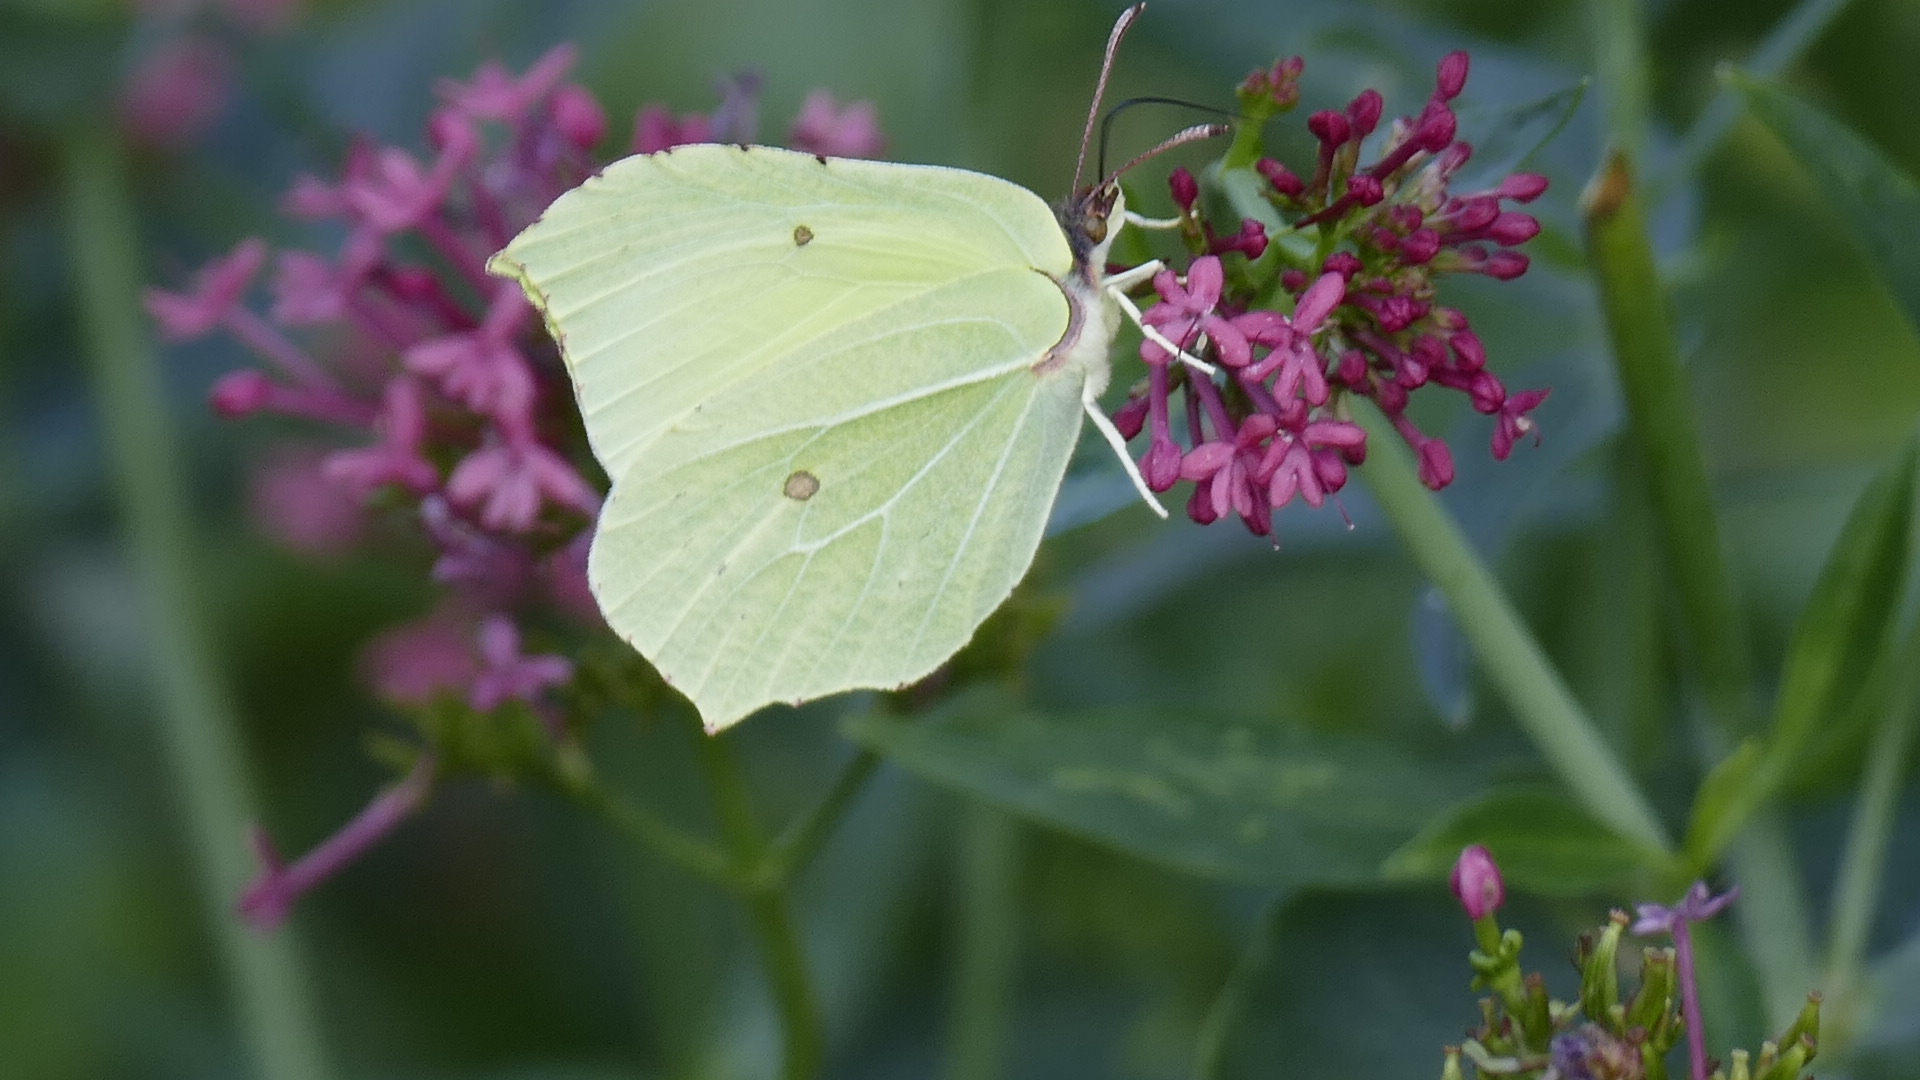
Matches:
[1101,122,1230,186]
[1096,96,1239,180]
[1071,3,1146,194]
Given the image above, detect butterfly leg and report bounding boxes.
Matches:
[1103,264,1218,376]
[1123,211,1184,230]
[1082,381,1170,520]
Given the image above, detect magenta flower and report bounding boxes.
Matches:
[469,615,574,713]
[1141,257,1248,367]
[146,238,268,341]
[787,90,886,158]
[402,291,537,420]
[1112,49,1550,536]
[446,433,599,533]
[436,45,578,125]
[321,377,439,497]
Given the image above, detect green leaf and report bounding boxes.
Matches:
[1687,436,1917,863]
[1765,437,1917,777]
[1682,739,1764,864]
[844,693,1492,889]
[1451,79,1590,193]
[1736,74,1920,345]
[1382,786,1670,897]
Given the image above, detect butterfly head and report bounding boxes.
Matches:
[1060,180,1126,281]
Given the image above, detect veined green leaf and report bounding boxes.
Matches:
[845,693,1492,889]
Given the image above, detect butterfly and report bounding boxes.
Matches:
[489,3,1220,730]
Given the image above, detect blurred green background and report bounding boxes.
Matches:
[3,0,1919,1077]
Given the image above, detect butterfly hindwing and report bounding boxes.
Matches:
[593,366,1083,728]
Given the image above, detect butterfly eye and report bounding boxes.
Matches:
[1082,216,1108,243]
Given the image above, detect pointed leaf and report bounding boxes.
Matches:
[1736,75,1920,345]
[845,693,1493,889]
[1451,79,1589,193]
[1382,786,1670,896]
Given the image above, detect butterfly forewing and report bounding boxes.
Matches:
[492,145,1093,729]
[494,145,1075,479]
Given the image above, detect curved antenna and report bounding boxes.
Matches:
[1096,95,1240,181]
[1101,122,1229,186]
[1071,3,1147,194]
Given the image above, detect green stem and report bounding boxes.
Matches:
[560,770,742,888]
[767,749,881,884]
[1582,153,1757,738]
[59,128,333,1080]
[1355,405,1671,852]
[944,804,1021,1080]
[1588,0,1653,159]
[1581,150,1817,1025]
[694,729,827,1080]
[1825,625,1920,1004]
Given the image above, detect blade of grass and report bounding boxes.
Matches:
[944,803,1021,1080]
[60,127,334,1080]
[1826,620,1920,1014]
[1651,0,1859,201]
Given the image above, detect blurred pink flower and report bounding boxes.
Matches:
[787,90,885,158]
[633,105,713,153]
[120,36,233,147]
[248,446,368,557]
[469,615,573,712]
[360,609,481,708]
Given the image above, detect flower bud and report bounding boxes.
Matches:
[1307,109,1351,147]
[1484,250,1530,280]
[1417,437,1456,490]
[1436,51,1470,101]
[1169,166,1199,211]
[1498,172,1549,203]
[1256,157,1304,198]
[1347,89,1384,137]
[1487,211,1541,246]
[1450,844,1504,918]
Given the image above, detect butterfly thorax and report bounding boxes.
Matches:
[1038,181,1126,397]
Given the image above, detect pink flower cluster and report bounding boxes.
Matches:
[1114,51,1549,536]
[146,46,885,925]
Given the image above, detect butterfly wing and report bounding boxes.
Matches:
[492,145,1089,730]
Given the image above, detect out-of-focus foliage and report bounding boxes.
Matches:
[3,1,1919,1078]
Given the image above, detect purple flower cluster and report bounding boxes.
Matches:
[1112,51,1549,536]
[146,46,885,924]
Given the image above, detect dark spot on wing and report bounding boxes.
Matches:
[783,470,820,501]
[813,154,828,165]
[793,225,814,246]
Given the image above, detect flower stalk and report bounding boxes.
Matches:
[62,125,334,1080]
